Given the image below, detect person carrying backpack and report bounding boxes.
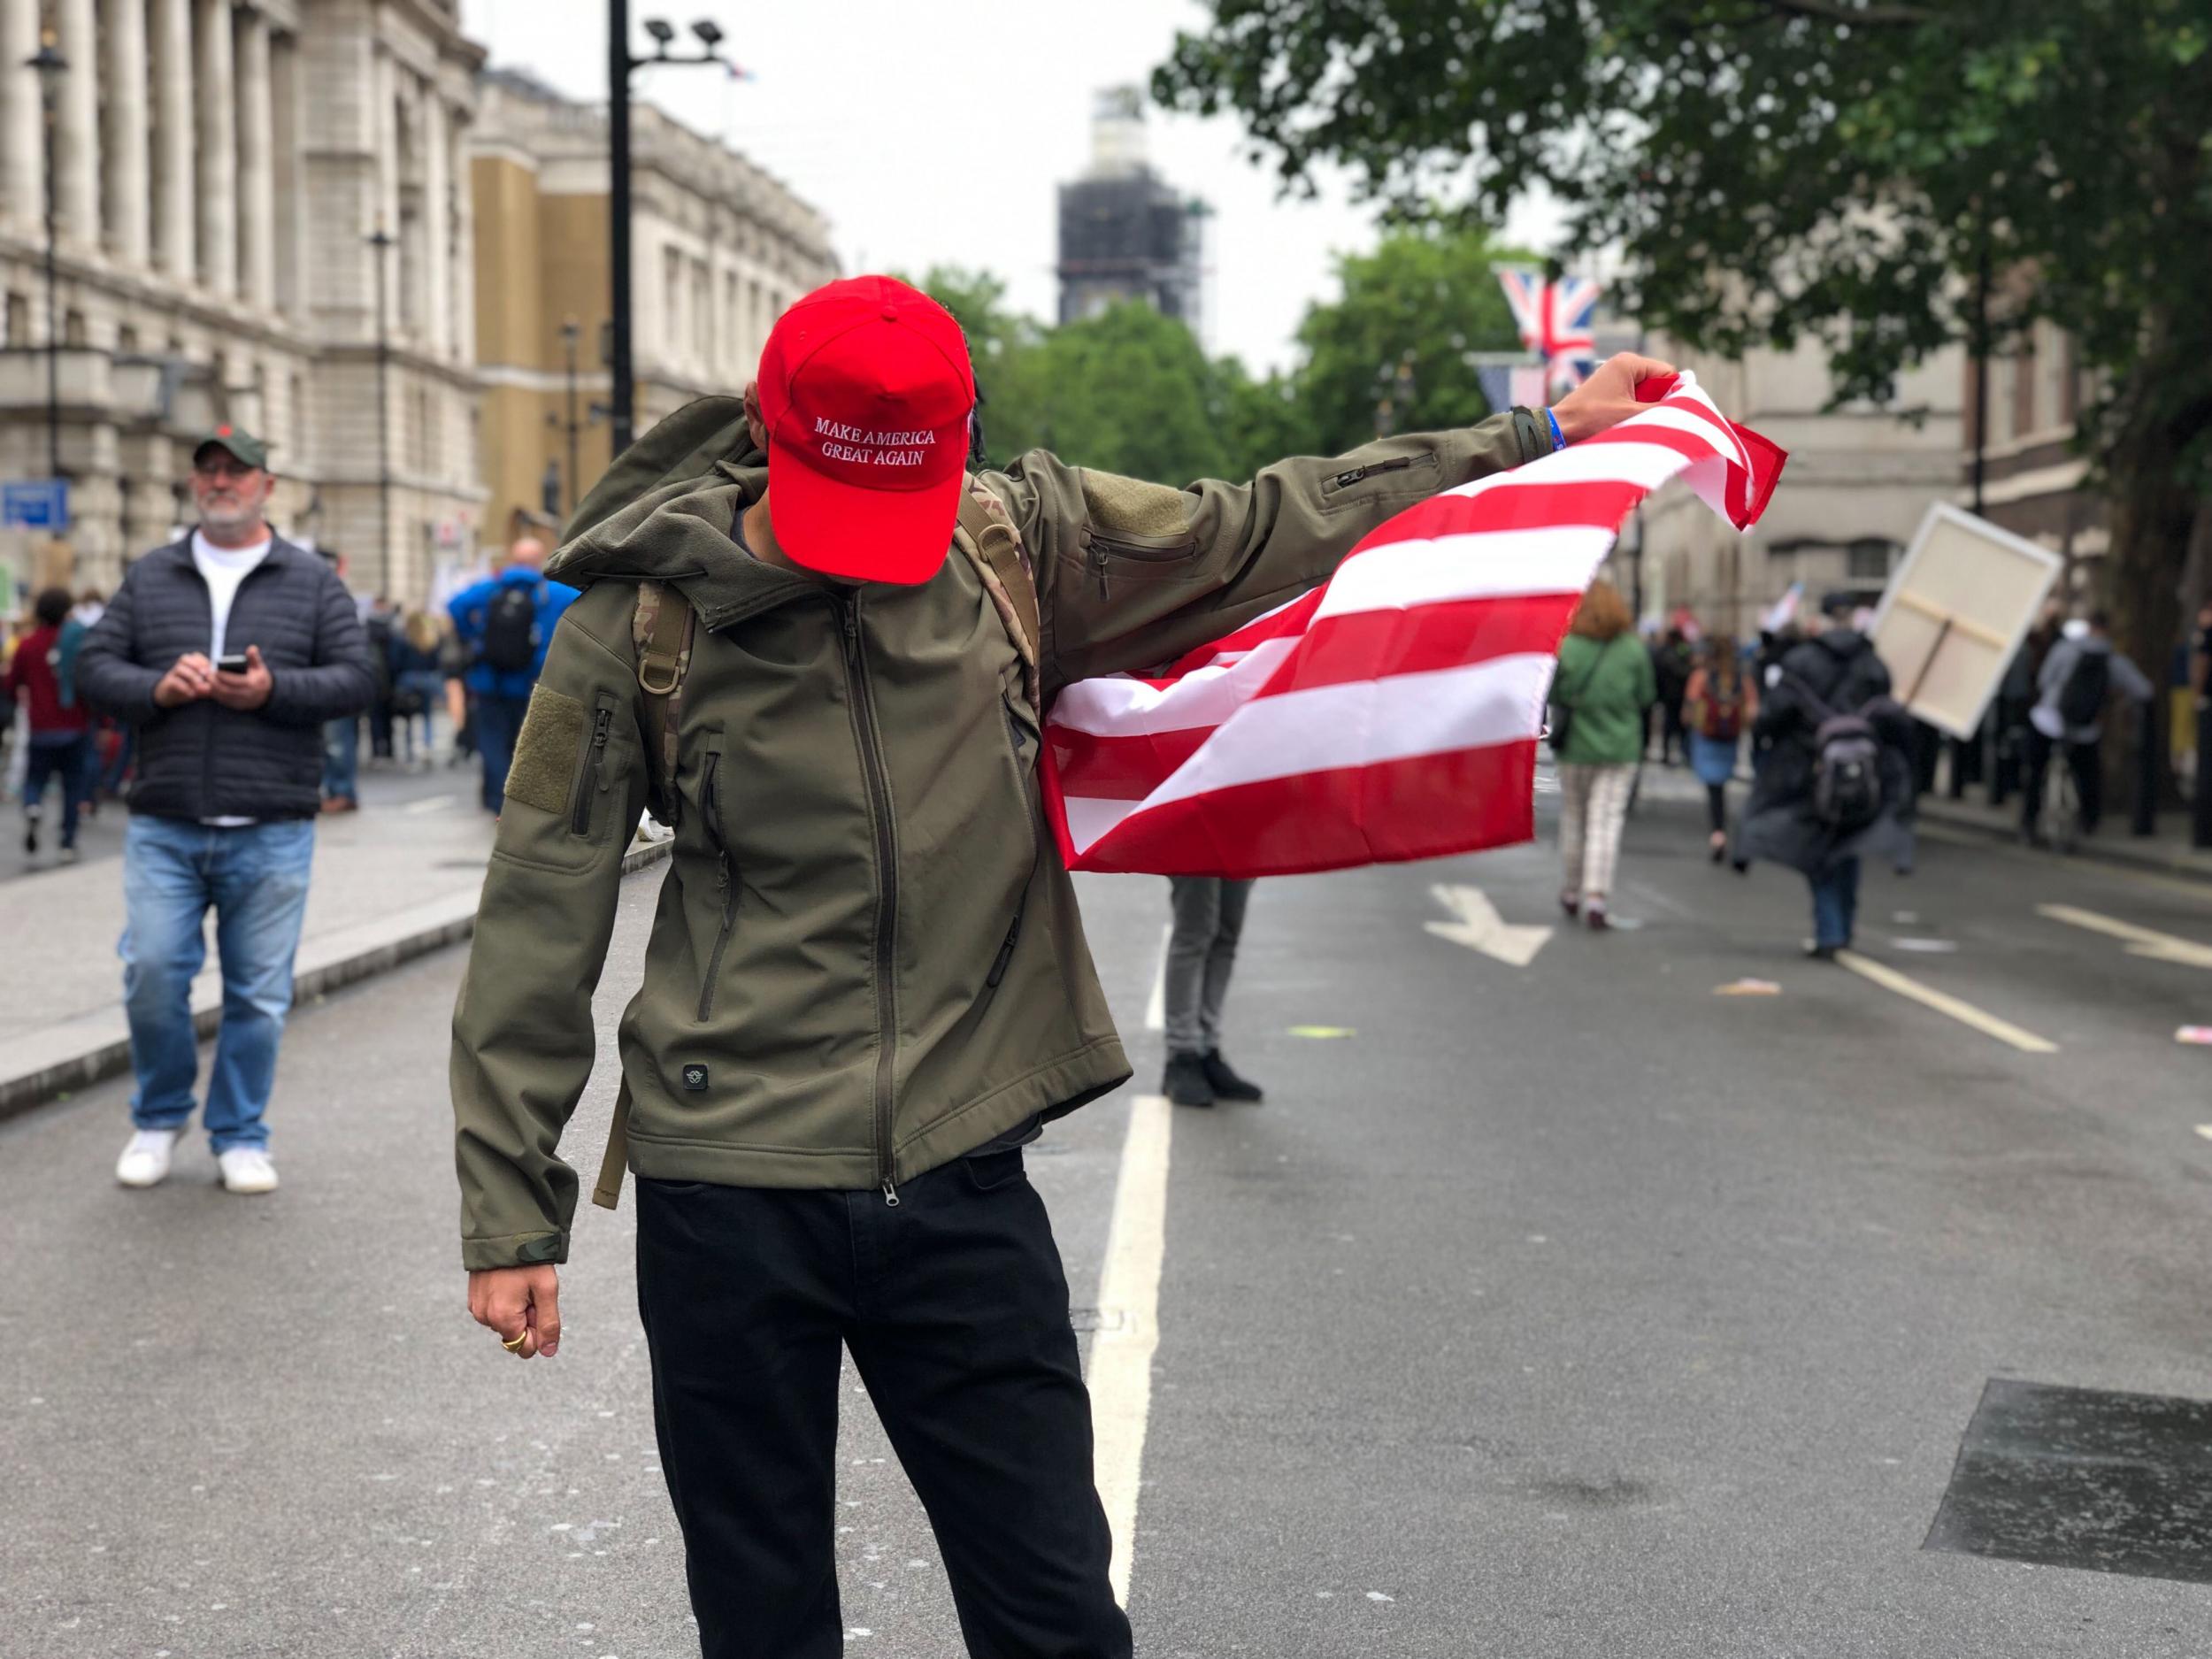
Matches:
[448,274,1675,1658]
[446,536,575,811]
[2,588,94,862]
[1735,592,1914,958]
[2022,611,2153,845]
[1683,633,1756,862]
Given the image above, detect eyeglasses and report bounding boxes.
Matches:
[193,460,259,482]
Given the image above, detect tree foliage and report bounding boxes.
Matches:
[1154,0,2212,659]
[912,225,1526,485]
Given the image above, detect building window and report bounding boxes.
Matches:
[64,309,87,346]
[664,249,684,353]
[4,292,26,346]
[117,325,140,356]
[1847,539,1898,583]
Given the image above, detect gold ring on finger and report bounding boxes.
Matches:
[502,1331,529,1353]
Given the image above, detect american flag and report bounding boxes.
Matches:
[1042,373,1786,878]
[1497,268,1601,397]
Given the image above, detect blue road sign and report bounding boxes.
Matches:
[2,480,69,532]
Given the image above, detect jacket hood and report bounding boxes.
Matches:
[1814,626,1871,662]
[545,449,824,632]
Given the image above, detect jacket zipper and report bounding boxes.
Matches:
[1081,525,1199,599]
[696,750,737,1021]
[1319,454,1430,496]
[840,594,902,1207]
[569,700,614,834]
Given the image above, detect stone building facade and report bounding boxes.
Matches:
[1962,319,2104,599]
[1624,334,1964,639]
[0,0,485,603]
[470,69,836,545]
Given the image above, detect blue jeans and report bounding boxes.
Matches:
[1809,856,1862,950]
[119,818,316,1152]
[322,714,359,803]
[23,732,94,847]
[474,692,531,812]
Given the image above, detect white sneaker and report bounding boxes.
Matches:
[116,1127,184,1188]
[217,1147,280,1195]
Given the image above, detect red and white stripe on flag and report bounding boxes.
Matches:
[1041,372,1786,879]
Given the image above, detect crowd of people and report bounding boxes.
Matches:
[1548,585,2180,957]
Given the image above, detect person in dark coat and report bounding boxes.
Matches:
[1735,595,1915,958]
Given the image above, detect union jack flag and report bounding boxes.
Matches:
[1496,268,1601,398]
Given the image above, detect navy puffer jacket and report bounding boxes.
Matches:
[75,535,378,822]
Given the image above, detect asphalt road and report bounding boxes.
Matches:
[5,773,2212,1657]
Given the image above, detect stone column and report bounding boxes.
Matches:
[449,105,474,365]
[195,0,237,296]
[54,0,100,245]
[0,0,37,233]
[236,7,276,307]
[420,88,449,358]
[101,0,152,264]
[270,29,303,317]
[152,0,196,280]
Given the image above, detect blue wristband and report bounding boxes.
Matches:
[1547,408,1565,449]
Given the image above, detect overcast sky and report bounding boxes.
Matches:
[457,0,1562,374]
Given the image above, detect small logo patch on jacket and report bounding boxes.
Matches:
[681,1064,709,1092]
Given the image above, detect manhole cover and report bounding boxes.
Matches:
[1924,1379,2212,1584]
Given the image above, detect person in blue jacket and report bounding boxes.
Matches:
[447,537,575,812]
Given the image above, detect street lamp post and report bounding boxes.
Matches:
[560,316,581,518]
[367,221,395,580]
[27,29,65,481]
[607,6,734,457]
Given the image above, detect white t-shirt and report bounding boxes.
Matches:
[192,530,273,659]
[191,530,274,827]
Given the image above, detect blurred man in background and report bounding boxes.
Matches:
[76,427,377,1195]
[447,537,574,812]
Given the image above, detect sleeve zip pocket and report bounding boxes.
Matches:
[568,693,619,836]
[1317,452,1438,499]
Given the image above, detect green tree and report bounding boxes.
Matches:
[1290,228,1530,456]
[1156,1,2212,673]
[1033,300,1239,482]
[910,265,1051,464]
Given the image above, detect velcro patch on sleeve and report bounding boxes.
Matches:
[1080,471,1189,539]
[504,684,586,817]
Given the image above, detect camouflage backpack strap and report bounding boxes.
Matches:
[629,579,696,822]
[955,476,1041,708]
[593,578,695,1214]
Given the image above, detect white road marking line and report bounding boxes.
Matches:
[2194,1125,2212,1143]
[1088,1093,1173,1609]
[1836,950,2058,1055]
[1142,923,1171,1032]
[403,795,455,816]
[1425,883,1553,967]
[2036,903,2212,969]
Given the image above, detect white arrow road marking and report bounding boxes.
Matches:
[2036,904,2212,970]
[1425,884,1554,968]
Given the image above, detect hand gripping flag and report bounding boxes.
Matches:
[1042,372,1786,878]
[1497,268,1601,396]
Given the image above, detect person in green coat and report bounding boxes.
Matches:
[1551,580,1656,929]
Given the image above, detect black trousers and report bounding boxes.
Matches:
[634,1150,1133,1659]
[2022,730,2103,834]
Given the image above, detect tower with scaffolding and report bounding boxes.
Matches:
[1056,88,1210,340]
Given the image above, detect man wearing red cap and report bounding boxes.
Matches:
[451,275,1670,1656]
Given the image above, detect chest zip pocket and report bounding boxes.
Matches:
[568,691,620,837]
[696,748,737,1021]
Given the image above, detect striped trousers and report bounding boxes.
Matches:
[1557,762,1637,904]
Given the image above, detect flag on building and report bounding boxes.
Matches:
[1496,268,1601,397]
[1043,373,1786,879]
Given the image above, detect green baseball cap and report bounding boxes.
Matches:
[194,424,269,471]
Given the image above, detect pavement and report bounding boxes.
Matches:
[0,754,668,1120]
[5,780,2212,1655]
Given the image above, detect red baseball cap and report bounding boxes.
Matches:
[756,275,976,585]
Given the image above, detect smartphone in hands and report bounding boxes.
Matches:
[216,652,250,675]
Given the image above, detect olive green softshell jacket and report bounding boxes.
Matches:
[452,413,1556,1268]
